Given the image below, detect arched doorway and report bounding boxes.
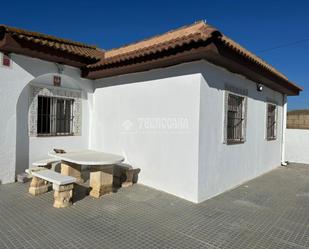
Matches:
[15,73,90,176]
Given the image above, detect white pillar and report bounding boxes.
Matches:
[281,94,287,165]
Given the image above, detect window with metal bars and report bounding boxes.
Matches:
[266,103,277,140]
[37,96,74,136]
[227,93,245,143]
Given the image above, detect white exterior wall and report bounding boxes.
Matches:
[286,129,309,163]
[198,60,284,202]
[91,60,286,203]
[91,63,201,202]
[0,53,93,184]
[0,53,286,203]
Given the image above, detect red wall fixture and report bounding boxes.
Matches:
[2,54,11,67]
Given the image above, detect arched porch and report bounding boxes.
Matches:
[15,72,93,177]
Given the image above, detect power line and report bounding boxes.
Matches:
[257,38,309,53]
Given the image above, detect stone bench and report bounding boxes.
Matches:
[113,164,141,188]
[32,158,60,169]
[28,169,76,208]
[17,159,59,183]
[25,166,47,176]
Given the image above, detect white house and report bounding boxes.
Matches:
[0,21,302,202]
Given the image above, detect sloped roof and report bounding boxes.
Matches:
[217,36,288,80]
[101,21,216,65]
[0,24,104,65]
[88,21,286,81]
[0,21,302,95]
[84,21,301,95]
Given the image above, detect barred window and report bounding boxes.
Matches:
[266,104,277,140]
[227,93,245,143]
[37,96,74,136]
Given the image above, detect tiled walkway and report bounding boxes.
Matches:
[0,163,308,249]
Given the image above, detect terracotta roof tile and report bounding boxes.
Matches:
[0,25,104,61]
[217,36,303,91]
[89,21,217,67]
[218,36,288,80]
[86,21,286,78]
[84,21,301,94]
[0,22,302,94]
[105,21,211,57]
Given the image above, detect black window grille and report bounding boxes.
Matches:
[37,96,74,136]
[227,94,245,143]
[267,104,276,140]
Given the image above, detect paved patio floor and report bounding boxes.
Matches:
[0,163,309,249]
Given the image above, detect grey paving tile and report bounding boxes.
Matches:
[0,163,308,248]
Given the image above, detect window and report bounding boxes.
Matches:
[266,103,277,140]
[37,96,74,136]
[226,93,246,143]
[28,85,82,137]
[2,53,11,67]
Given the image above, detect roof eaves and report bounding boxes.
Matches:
[87,22,218,70]
[0,24,105,62]
[0,24,97,49]
[214,36,303,93]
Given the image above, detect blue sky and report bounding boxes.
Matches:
[1,0,308,110]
